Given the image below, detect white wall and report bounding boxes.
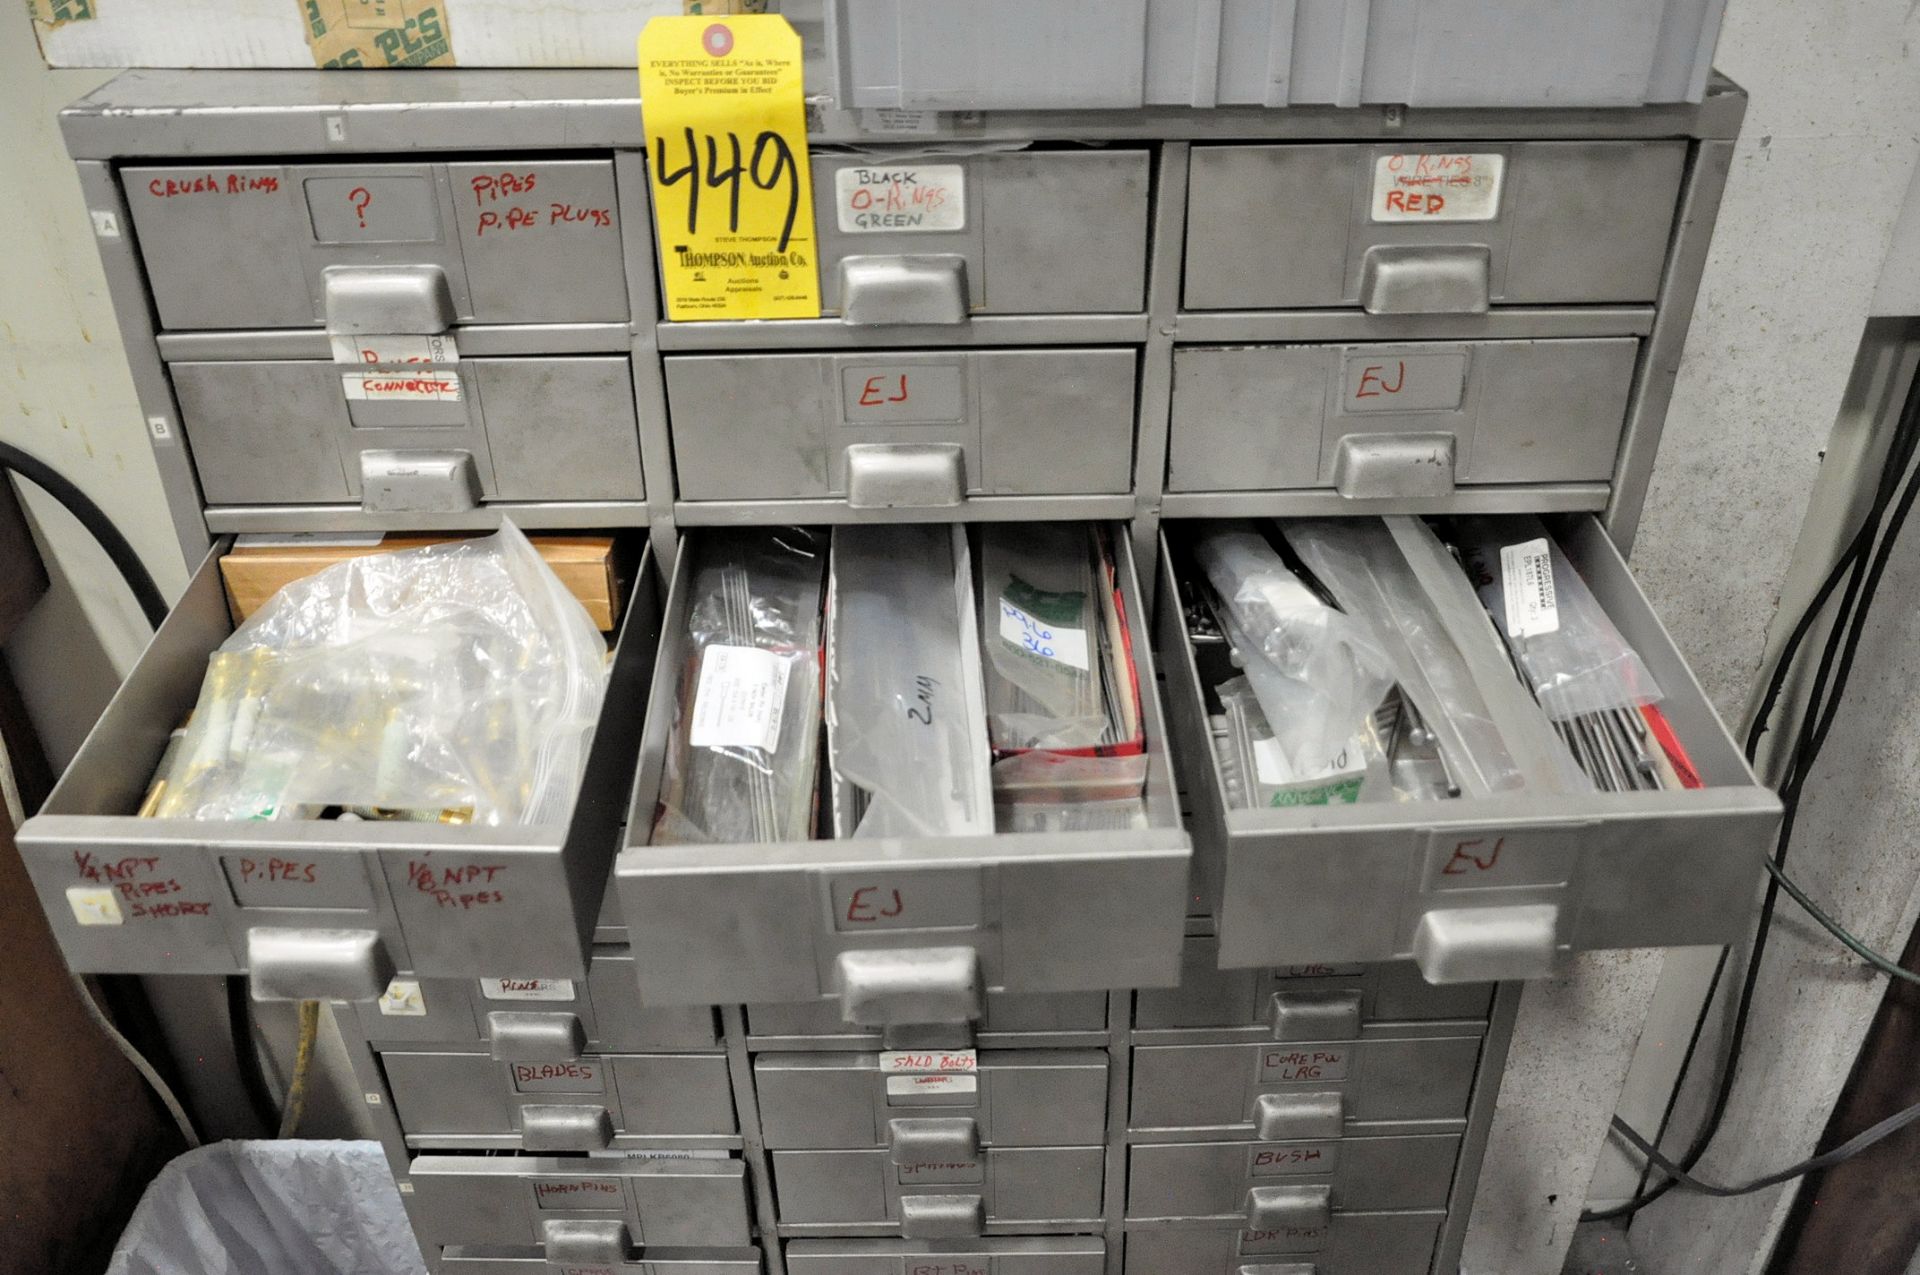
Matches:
[0,11,186,767]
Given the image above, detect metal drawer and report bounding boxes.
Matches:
[785,1236,1105,1274]
[1166,339,1638,497]
[355,951,720,1051]
[755,1050,1108,1149]
[383,1049,737,1149]
[406,1153,751,1249]
[125,159,628,331]
[748,990,1109,1049]
[1134,938,1492,1035]
[616,526,1189,1024]
[665,350,1136,505]
[770,1146,1105,1231]
[439,1250,763,1274]
[171,356,643,510]
[1159,516,1781,977]
[1184,143,1685,312]
[1128,1036,1484,1136]
[1122,1212,1445,1275]
[15,538,659,993]
[808,149,1150,319]
[1126,1135,1461,1219]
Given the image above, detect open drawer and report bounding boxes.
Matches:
[1157,514,1781,981]
[615,524,1189,1027]
[16,533,660,998]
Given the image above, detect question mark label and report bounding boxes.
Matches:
[348,185,372,229]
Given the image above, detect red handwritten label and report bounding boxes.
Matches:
[1353,362,1405,398]
[910,1264,989,1275]
[72,850,213,920]
[844,885,905,923]
[856,374,909,408]
[146,172,281,199]
[404,860,507,910]
[880,1050,977,1075]
[236,857,319,885]
[1372,152,1504,222]
[471,172,539,204]
[1439,836,1504,876]
[1260,1047,1352,1083]
[469,172,611,236]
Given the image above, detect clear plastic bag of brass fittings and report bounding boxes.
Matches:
[652,528,827,845]
[827,523,993,840]
[150,523,609,827]
[1195,523,1397,781]
[980,523,1108,750]
[1453,515,1664,721]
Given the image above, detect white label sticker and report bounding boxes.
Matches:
[146,415,173,443]
[90,210,121,238]
[998,600,1090,672]
[342,370,462,402]
[330,333,459,366]
[378,979,428,1016]
[1371,153,1505,222]
[1252,737,1291,786]
[859,107,942,135]
[885,1073,979,1097]
[478,977,576,1001]
[1501,538,1560,638]
[880,1049,978,1075]
[689,645,791,753]
[835,164,966,234]
[67,886,124,926]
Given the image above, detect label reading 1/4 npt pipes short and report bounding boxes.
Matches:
[638,15,821,320]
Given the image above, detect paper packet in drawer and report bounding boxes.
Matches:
[826,524,993,839]
[1213,674,1390,808]
[654,528,827,844]
[980,523,1148,803]
[147,522,608,827]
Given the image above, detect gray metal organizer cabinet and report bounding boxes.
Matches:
[615,526,1191,1026]
[14,537,660,998]
[1158,516,1781,984]
[438,1249,765,1273]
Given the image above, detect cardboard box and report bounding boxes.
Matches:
[219,534,628,631]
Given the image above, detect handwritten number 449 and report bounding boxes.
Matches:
[654,126,801,253]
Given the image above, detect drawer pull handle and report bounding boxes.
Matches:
[245,928,394,1002]
[520,1104,615,1152]
[1332,434,1457,500]
[898,1192,986,1239]
[845,443,966,510]
[1238,1264,1320,1275]
[1253,1091,1345,1142]
[358,450,481,514]
[835,947,983,1029]
[888,1116,979,1167]
[487,1012,586,1063]
[323,265,455,335]
[1359,245,1491,315]
[540,1218,630,1264]
[1412,903,1561,984]
[1269,990,1363,1042]
[839,255,968,326]
[1245,1182,1332,1232]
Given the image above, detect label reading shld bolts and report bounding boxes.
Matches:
[689,645,790,752]
[1501,538,1560,638]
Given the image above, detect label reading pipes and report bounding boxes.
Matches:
[1371,153,1504,222]
[342,370,462,402]
[639,15,820,319]
[330,333,459,366]
[834,164,965,233]
[299,0,455,70]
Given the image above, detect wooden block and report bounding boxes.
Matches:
[219,534,624,631]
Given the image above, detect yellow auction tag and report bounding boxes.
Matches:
[638,15,820,320]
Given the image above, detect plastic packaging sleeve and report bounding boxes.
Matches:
[979,522,1108,750]
[827,523,992,839]
[652,527,826,845]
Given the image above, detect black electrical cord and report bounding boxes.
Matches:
[1583,358,1920,1222]
[1,443,284,1133]
[0,440,168,628]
